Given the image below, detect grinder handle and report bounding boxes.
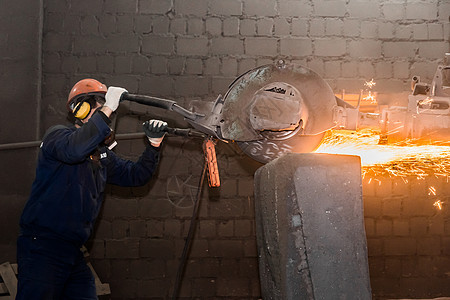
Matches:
[121,92,204,121]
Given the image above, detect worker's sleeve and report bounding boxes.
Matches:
[104,144,160,187]
[41,112,111,163]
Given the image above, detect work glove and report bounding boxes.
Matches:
[104,86,128,112]
[143,119,168,147]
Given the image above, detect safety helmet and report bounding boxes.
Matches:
[67,78,107,120]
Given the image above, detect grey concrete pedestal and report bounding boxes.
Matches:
[254,153,371,300]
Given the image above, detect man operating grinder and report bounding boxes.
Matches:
[17,78,168,299]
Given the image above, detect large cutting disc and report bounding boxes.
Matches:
[220,61,336,163]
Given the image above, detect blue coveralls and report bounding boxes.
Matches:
[17,111,160,299]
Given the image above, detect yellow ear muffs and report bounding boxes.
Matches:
[73,101,91,120]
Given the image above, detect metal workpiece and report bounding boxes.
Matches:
[254,153,371,300]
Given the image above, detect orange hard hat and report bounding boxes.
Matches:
[66,78,107,112]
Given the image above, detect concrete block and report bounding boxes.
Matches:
[149,56,167,74]
[439,2,450,21]
[168,57,185,75]
[152,16,170,34]
[116,15,134,34]
[314,0,346,17]
[209,240,244,258]
[205,17,221,36]
[223,18,239,36]
[418,42,448,59]
[235,220,252,237]
[383,41,416,58]
[211,37,244,55]
[139,0,172,14]
[360,21,377,38]
[343,19,360,37]
[187,18,204,35]
[375,218,393,237]
[256,19,274,36]
[177,37,208,55]
[314,38,346,57]
[325,19,343,36]
[274,17,290,36]
[382,197,402,217]
[382,3,405,20]
[142,36,174,55]
[106,238,140,258]
[413,23,428,40]
[218,220,234,237]
[185,58,202,74]
[209,199,244,218]
[81,15,99,35]
[280,38,313,57]
[279,1,312,17]
[393,61,410,79]
[310,19,325,36]
[406,2,438,20]
[378,22,394,39]
[210,0,242,16]
[417,237,441,255]
[140,239,174,258]
[170,17,187,35]
[173,76,209,96]
[240,19,256,36]
[132,55,150,74]
[244,0,277,17]
[376,61,393,79]
[245,37,278,56]
[384,238,416,255]
[221,57,238,76]
[395,24,412,40]
[393,219,409,236]
[341,61,357,78]
[254,153,371,299]
[112,220,129,239]
[292,18,308,36]
[105,35,140,53]
[204,57,220,75]
[349,40,381,58]
[217,277,250,297]
[428,24,444,40]
[348,1,381,19]
[174,0,208,16]
[104,0,137,13]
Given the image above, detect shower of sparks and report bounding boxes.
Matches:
[364,79,376,89]
[362,91,377,103]
[433,200,443,210]
[315,129,450,180]
[428,186,437,196]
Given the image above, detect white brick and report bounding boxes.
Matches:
[314,39,346,57]
[383,42,416,58]
[406,3,438,20]
[279,1,312,17]
[174,0,208,16]
[274,18,290,36]
[382,3,405,20]
[244,0,277,17]
[349,40,381,58]
[348,1,381,19]
[256,19,274,36]
[245,37,278,56]
[280,38,313,57]
[418,42,448,59]
[292,18,308,36]
[209,0,242,15]
[176,37,209,56]
[314,0,346,17]
[211,37,244,55]
[223,18,239,36]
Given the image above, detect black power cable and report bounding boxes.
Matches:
[171,159,208,299]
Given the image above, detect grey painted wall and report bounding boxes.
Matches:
[0,0,449,299]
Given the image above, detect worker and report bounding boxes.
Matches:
[16,79,167,299]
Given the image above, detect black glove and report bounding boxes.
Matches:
[143,120,168,147]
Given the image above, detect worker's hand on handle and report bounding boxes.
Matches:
[143,119,168,147]
[104,86,128,112]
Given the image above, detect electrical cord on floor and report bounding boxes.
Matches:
[171,159,208,300]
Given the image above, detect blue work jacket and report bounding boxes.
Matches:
[19,112,160,246]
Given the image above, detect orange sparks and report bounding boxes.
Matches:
[364,79,376,89]
[315,129,450,180]
[433,200,443,210]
